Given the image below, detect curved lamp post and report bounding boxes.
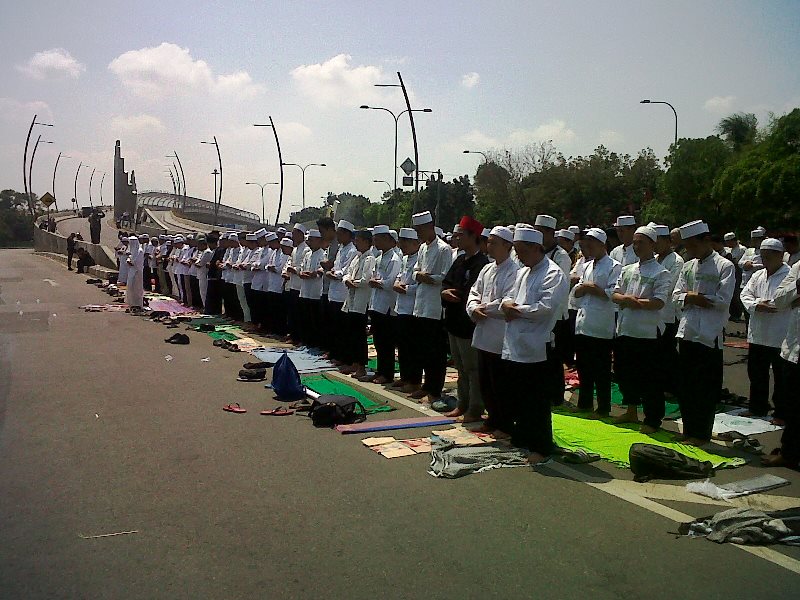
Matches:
[463,149,489,162]
[22,115,53,216]
[640,99,678,145]
[254,118,285,225]
[28,135,53,208]
[201,137,222,225]
[52,152,71,211]
[281,163,326,209]
[245,181,279,225]
[73,163,88,212]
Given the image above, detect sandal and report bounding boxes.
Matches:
[260,407,294,416]
[223,403,247,413]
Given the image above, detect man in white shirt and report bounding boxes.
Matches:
[245,229,269,329]
[723,232,745,322]
[341,230,377,378]
[324,221,358,364]
[500,227,569,464]
[221,233,244,321]
[233,233,256,324]
[610,215,638,267]
[410,211,454,404]
[740,227,766,330]
[299,229,326,348]
[284,224,310,343]
[611,226,671,433]
[784,234,800,267]
[573,228,621,417]
[724,232,746,262]
[673,220,736,445]
[654,223,684,397]
[365,225,401,384]
[741,238,791,422]
[267,237,293,336]
[194,234,213,312]
[467,226,517,434]
[392,228,421,392]
[764,258,800,468]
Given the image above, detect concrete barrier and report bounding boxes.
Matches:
[33,227,117,270]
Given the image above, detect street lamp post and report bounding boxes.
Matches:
[22,114,53,216]
[99,172,105,206]
[73,162,88,212]
[245,181,279,225]
[88,167,96,208]
[281,163,326,209]
[28,135,53,210]
[212,169,219,224]
[640,99,678,145]
[165,170,178,196]
[373,179,392,194]
[201,137,222,225]
[52,152,70,211]
[166,151,187,210]
[360,105,432,191]
[463,149,489,162]
[254,118,285,225]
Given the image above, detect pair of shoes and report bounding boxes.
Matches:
[238,368,266,382]
[243,361,274,370]
[165,333,190,344]
[213,339,241,352]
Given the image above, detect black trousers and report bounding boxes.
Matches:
[555,313,576,367]
[286,289,301,340]
[503,358,554,455]
[326,300,346,361]
[223,281,243,321]
[205,279,223,315]
[615,335,664,428]
[575,334,613,414]
[658,320,680,395]
[678,339,723,441]
[545,339,564,406]
[416,316,448,397]
[396,314,422,384]
[370,310,397,379]
[299,297,322,348]
[318,295,331,351]
[190,276,202,309]
[267,291,287,335]
[747,343,787,418]
[143,265,153,291]
[67,248,74,269]
[779,358,800,464]
[342,311,368,366]
[479,350,511,433]
[243,283,258,324]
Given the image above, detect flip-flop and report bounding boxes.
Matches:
[260,407,294,416]
[237,376,266,382]
[223,403,247,413]
[289,400,312,411]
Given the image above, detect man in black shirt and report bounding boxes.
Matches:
[441,215,489,422]
[66,233,77,270]
[204,233,224,315]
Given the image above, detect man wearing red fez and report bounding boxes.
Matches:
[439,215,490,421]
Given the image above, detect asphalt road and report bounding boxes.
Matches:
[57,211,121,248]
[1,249,798,599]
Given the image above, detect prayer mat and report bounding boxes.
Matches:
[233,337,263,352]
[676,408,783,437]
[367,358,400,372]
[146,298,198,315]
[301,374,394,414]
[428,440,530,478]
[187,316,232,326]
[80,303,129,312]
[724,340,750,349]
[361,436,432,458]
[336,416,457,434]
[551,413,746,469]
[208,330,240,341]
[252,347,336,374]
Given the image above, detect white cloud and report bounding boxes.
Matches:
[110,114,165,133]
[704,95,736,113]
[461,72,480,89]
[508,120,577,146]
[291,54,386,108]
[0,97,52,123]
[108,42,263,98]
[17,48,85,80]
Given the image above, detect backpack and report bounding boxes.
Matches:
[309,394,367,428]
[629,443,714,483]
[271,352,306,401]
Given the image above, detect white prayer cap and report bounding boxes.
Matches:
[138,233,149,240]
[751,227,766,238]
[555,229,575,241]
[435,226,444,238]
[412,211,433,226]
[227,232,239,240]
[174,236,185,243]
[158,235,166,240]
[568,225,581,235]
[277,227,287,235]
[186,234,195,240]
[760,237,784,252]
[481,228,491,238]
[372,224,391,235]
[254,228,268,238]
[584,227,607,244]
[534,214,557,229]
[615,215,636,227]
[652,224,670,238]
[489,226,513,243]
[127,235,138,242]
[513,227,543,245]
[307,229,322,238]
[724,232,737,241]
[390,230,398,242]
[293,223,307,234]
[336,220,355,232]
[246,233,258,241]
[280,237,294,247]
[264,232,278,242]
[679,220,710,240]
[635,225,657,242]
[399,227,418,240]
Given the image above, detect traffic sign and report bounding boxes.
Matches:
[400,158,416,176]
[402,176,414,187]
[39,192,56,208]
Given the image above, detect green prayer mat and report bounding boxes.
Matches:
[578,383,681,416]
[187,316,232,326]
[208,330,240,341]
[551,413,746,469]
[367,358,400,372]
[301,374,395,414]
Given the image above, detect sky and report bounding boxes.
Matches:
[1,0,799,223]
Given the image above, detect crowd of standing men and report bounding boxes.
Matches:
[110,212,800,468]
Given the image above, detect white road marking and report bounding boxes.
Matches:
[43,279,59,287]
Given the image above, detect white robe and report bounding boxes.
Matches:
[126,238,145,308]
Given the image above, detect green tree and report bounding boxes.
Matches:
[0,189,36,246]
[717,112,758,152]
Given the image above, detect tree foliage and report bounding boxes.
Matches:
[0,189,36,245]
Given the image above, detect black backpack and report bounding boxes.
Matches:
[629,443,714,483]
[308,394,367,428]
